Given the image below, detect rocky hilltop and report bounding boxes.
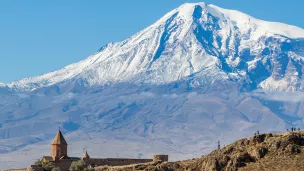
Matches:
[97,131,304,171]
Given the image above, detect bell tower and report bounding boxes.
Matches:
[51,129,68,161]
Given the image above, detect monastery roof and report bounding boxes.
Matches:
[52,130,68,145]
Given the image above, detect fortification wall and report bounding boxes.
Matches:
[153,155,169,162]
[53,156,166,170]
[48,158,152,171]
[85,158,153,167]
[35,156,166,171]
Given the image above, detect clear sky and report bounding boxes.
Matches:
[0,0,303,83]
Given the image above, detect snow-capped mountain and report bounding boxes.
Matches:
[1,2,304,169]
[2,3,304,92]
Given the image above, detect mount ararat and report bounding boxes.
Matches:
[1,2,304,169]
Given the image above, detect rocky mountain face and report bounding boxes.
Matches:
[1,2,304,170]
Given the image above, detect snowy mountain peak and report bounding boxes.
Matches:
[173,2,207,19]
[209,4,304,39]
[156,2,205,22]
[158,3,304,39]
[2,3,304,169]
[2,2,304,92]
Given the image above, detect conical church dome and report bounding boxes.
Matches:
[52,130,68,145]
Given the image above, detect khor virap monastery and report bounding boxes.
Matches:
[26,130,168,171]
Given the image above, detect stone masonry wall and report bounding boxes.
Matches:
[47,158,153,171]
[51,144,67,160]
[153,155,169,162]
[85,158,153,167]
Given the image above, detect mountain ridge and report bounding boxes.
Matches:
[1,2,304,92]
[1,2,304,170]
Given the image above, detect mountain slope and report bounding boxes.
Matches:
[97,131,304,171]
[1,2,304,170]
[2,2,304,92]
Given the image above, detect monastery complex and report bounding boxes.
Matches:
[25,130,168,171]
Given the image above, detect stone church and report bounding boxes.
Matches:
[27,130,168,171]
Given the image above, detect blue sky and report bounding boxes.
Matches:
[0,0,303,83]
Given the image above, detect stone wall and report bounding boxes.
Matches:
[85,158,153,167]
[153,155,169,162]
[41,158,153,171]
[51,144,68,161]
[37,156,166,171]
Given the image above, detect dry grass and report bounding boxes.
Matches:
[239,155,304,171]
[97,131,304,171]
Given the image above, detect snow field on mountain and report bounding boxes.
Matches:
[1,2,304,169]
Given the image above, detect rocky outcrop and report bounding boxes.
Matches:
[97,132,304,171]
[187,132,304,171]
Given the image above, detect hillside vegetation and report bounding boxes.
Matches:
[97,131,304,171]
